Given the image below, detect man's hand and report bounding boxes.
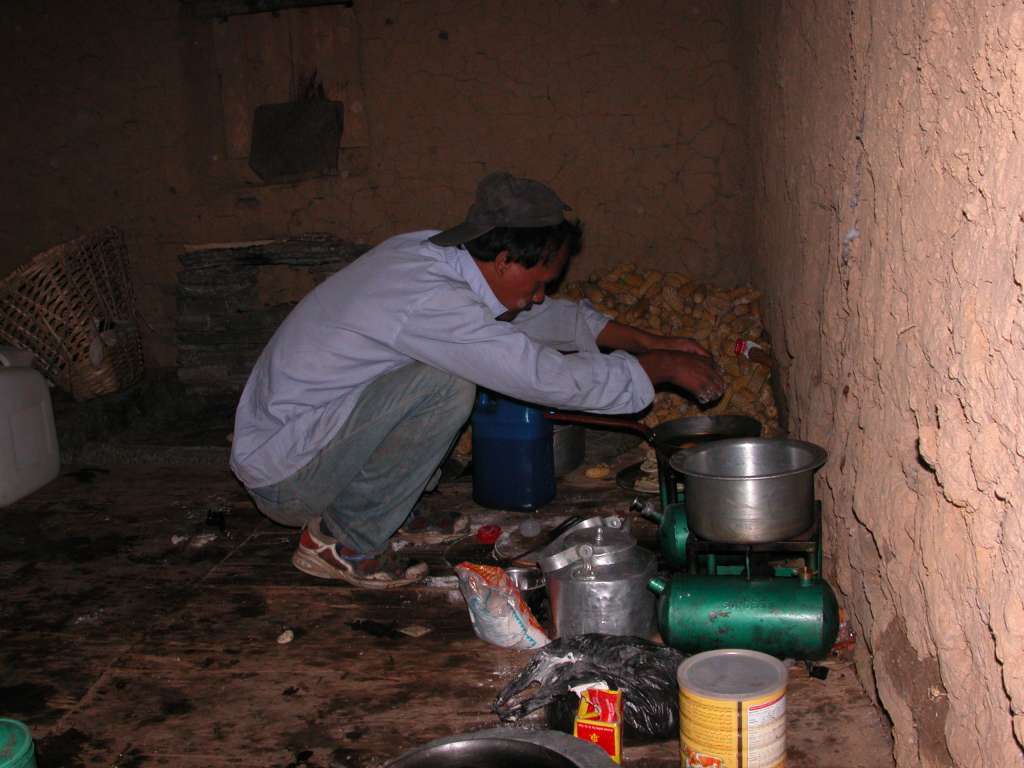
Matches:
[595,320,724,401]
[637,349,726,404]
[646,335,712,358]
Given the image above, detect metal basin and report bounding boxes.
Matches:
[673,438,827,543]
[387,728,616,768]
[505,566,549,624]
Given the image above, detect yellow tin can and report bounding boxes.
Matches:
[677,649,788,768]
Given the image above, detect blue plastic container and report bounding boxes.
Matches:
[471,390,555,510]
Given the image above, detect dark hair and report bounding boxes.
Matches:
[463,219,584,268]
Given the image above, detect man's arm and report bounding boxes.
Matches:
[597,320,725,404]
[510,297,607,352]
[394,289,654,415]
[596,319,709,356]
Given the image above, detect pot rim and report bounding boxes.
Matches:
[674,437,827,480]
[386,727,616,767]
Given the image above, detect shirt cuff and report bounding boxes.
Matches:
[610,350,655,412]
[579,299,612,342]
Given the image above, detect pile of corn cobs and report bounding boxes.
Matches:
[557,263,782,436]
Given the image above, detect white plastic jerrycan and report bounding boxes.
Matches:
[0,346,60,506]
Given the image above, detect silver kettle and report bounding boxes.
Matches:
[538,516,657,639]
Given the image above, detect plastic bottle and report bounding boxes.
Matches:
[734,338,772,367]
[0,348,60,506]
[519,519,542,538]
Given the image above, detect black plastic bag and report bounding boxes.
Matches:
[493,634,686,741]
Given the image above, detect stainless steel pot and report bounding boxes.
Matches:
[672,438,827,543]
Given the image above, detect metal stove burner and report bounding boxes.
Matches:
[684,501,823,578]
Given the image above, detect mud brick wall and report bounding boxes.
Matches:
[0,1,749,368]
[744,3,1024,765]
[176,235,368,392]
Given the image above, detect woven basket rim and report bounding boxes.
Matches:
[1,226,123,286]
[0,226,143,400]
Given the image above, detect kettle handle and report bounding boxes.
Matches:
[538,543,586,573]
[538,540,641,574]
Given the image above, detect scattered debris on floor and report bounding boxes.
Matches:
[398,625,432,638]
[0,464,890,767]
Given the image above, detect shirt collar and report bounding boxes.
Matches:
[430,236,509,317]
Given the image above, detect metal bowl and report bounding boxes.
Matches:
[505,565,549,623]
[504,566,544,593]
[387,728,616,768]
[672,438,828,543]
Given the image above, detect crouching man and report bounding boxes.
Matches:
[230,172,724,588]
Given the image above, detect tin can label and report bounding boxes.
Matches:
[679,687,786,768]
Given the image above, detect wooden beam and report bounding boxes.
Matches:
[183,0,352,20]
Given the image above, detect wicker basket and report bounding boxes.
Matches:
[0,227,144,401]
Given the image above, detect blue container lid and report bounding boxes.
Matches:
[0,719,35,768]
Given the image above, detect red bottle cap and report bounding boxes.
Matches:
[475,525,502,544]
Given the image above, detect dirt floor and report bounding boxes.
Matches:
[1,441,894,767]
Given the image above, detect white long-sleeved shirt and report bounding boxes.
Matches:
[230,230,654,488]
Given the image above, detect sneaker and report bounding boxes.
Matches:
[397,500,469,544]
[291,522,428,589]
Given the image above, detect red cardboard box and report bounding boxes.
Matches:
[573,688,623,764]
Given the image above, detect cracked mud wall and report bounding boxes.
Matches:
[0,1,747,367]
[744,2,1024,765]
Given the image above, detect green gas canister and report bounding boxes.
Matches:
[649,569,840,660]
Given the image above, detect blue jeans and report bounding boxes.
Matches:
[247,362,475,554]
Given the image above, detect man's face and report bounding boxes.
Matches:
[492,244,570,321]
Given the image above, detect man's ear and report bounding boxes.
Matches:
[494,250,511,275]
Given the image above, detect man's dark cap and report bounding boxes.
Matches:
[429,172,572,246]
